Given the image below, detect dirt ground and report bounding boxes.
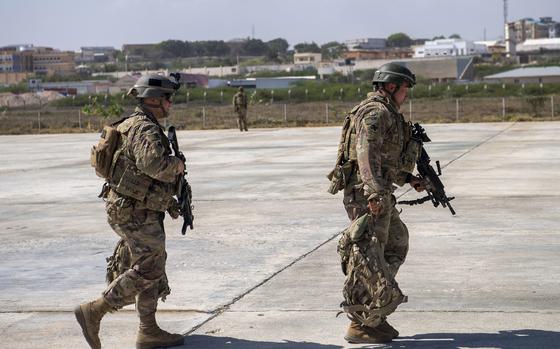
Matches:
[0,96,557,134]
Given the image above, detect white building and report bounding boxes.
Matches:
[293,52,322,65]
[345,38,386,51]
[516,38,560,52]
[414,39,487,58]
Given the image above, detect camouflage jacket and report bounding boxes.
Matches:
[108,106,182,212]
[232,92,247,110]
[354,92,416,202]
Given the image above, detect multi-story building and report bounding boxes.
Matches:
[510,17,560,43]
[414,39,487,58]
[0,50,33,73]
[32,47,75,76]
[506,17,560,57]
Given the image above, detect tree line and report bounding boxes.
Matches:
[122,32,440,63]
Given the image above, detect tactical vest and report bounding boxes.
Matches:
[327,94,420,195]
[101,111,176,212]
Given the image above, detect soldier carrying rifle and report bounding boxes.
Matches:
[77,74,191,349]
[328,62,454,344]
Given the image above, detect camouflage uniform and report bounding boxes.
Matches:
[102,106,182,315]
[77,74,185,349]
[233,89,248,131]
[345,92,413,276]
[332,90,419,333]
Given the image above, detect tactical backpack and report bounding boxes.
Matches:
[337,214,407,327]
[327,95,383,195]
[90,125,121,179]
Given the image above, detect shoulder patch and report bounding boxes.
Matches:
[363,111,383,132]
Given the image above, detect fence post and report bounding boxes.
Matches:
[284,104,287,124]
[325,104,329,124]
[38,110,41,133]
[455,98,459,122]
[552,95,555,119]
[202,106,206,128]
[78,109,82,129]
[502,97,506,120]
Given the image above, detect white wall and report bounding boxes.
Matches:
[414,39,487,58]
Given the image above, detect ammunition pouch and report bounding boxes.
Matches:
[106,238,171,303]
[91,126,121,179]
[111,156,153,202]
[401,137,422,173]
[106,238,132,285]
[337,213,407,328]
[109,156,174,212]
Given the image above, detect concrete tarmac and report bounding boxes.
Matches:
[0,122,558,348]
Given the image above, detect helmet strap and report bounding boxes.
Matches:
[380,83,401,104]
[140,98,168,119]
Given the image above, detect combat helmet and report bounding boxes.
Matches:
[372,63,416,87]
[127,74,181,99]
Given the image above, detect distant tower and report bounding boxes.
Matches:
[252,25,255,39]
[503,0,508,25]
[503,0,516,57]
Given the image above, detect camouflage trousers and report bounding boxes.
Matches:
[235,108,248,131]
[341,186,409,325]
[343,186,409,275]
[103,199,169,317]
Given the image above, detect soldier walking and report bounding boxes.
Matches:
[75,74,186,349]
[232,86,249,131]
[328,63,425,344]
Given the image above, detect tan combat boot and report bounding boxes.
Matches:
[344,320,393,344]
[136,313,184,349]
[74,297,112,349]
[377,319,399,338]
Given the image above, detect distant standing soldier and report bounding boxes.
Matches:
[328,63,425,344]
[76,74,186,349]
[233,86,249,131]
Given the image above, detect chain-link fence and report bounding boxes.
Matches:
[0,95,557,134]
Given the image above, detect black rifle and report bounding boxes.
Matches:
[398,123,456,215]
[167,126,194,234]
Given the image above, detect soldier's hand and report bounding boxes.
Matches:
[176,160,185,174]
[409,175,426,192]
[367,199,382,216]
[167,201,181,219]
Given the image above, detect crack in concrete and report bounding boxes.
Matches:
[184,122,522,335]
[184,230,342,335]
[225,309,560,314]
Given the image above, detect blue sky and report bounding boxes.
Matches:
[1,0,558,50]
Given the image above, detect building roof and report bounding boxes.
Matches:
[484,66,560,79]
[517,38,560,52]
